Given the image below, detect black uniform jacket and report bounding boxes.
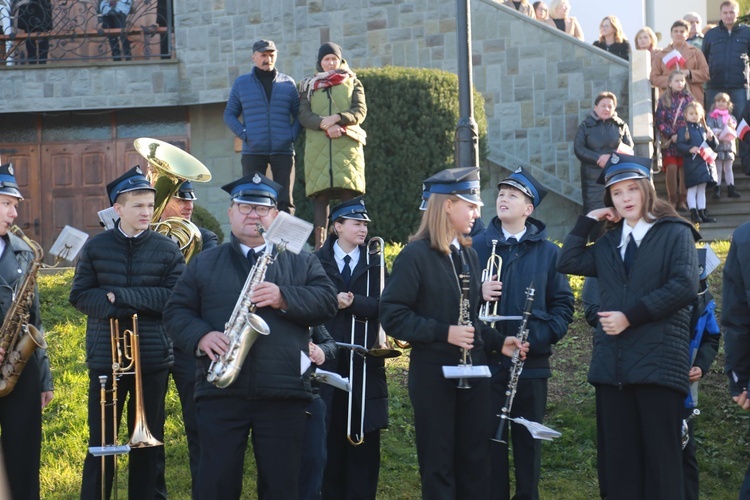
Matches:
[69,225,186,373]
[380,238,503,366]
[0,233,52,391]
[199,227,219,251]
[557,216,699,394]
[314,234,389,433]
[723,221,750,396]
[164,234,338,401]
[472,216,574,378]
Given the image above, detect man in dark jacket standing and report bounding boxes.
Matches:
[723,220,750,497]
[703,0,750,174]
[163,173,338,500]
[70,166,186,500]
[473,167,574,500]
[224,39,301,215]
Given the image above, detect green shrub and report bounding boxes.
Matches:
[293,66,488,244]
[193,204,224,244]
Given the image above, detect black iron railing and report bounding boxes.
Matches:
[0,0,173,65]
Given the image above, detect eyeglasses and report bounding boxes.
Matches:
[235,203,271,216]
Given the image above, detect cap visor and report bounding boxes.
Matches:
[497,179,533,200]
[605,172,648,188]
[234,196,275,207]
[456,193,484,206]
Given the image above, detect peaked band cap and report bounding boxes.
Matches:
[423,167,483,206]
[419,181,433,211]
[106,166,155,206]
[0,164,23,200]
[175,181,197,200]
[253,39,277,52]
[221,172,281,207]
[598,153,652,188]
[330,196,370,222]
[497,167,548,208]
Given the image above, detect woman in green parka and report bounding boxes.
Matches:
[299,42,367,250]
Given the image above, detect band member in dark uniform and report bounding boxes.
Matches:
[163,172,338,500]
[0,163,53,500]
[70,166,186,500]
[158,180,218,495]
[314,197,388,498]
[380,167,525,499]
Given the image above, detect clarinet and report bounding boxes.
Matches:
[492,283,535,443]
[456,261,473,389]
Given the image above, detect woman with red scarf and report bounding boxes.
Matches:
[299,42,367,250]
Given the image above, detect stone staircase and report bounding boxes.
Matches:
[653,162,750,241]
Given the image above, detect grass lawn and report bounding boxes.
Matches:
[36,241,749,498]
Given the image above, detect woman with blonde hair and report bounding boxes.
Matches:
[501,0,536,19]
[380,167,525,499]
[544,0,584,41]
[634,26,659,53]
[594,15,630,60]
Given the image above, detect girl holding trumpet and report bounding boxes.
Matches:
[473,167,574,500]
[313,197,389,499]
[380,167,527,499]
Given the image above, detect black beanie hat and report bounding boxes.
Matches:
[317,42,343,66]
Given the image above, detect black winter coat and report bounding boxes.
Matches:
[472,217,574,378]
[380,239,502,366]
[164,234,338,401]
[69,226,185,373]
[557,216,699,394]
[675,122,719,188]
[314,235,389,433]
[574,111,634,212]
[593,40,631,61]
[703,22,750,89]
[723,221,750,396]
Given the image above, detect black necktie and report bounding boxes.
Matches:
[450,245,462,274]
[623,234,637,275]
[342,255,352,287]
[247,249,257,266]
[507,237,517,245]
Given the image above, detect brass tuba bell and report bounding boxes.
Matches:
[133,138,212,262]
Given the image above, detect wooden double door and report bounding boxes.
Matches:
[0,136,187,259]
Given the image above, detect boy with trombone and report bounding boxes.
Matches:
[473,167,574,500]
[313,197,396,499]
[70,167,185,499]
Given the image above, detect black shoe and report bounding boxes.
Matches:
[713,186,722,199]
[728,185,742,198]
[690,208,700,224]
[699,209,716,223]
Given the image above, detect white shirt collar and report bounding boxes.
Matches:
[619,217,655,249]
[501,227,526,241]
[118,226,146,239]
[240,243,266,257]
[333,240,361,270]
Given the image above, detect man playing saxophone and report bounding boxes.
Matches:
[70,166,185,499]
[0,163,53,500]
[164,172,338,500]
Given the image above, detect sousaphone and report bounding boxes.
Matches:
[133,138,212,262]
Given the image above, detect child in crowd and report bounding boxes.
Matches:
[473,167,574,500]
[655,70,693,211]
[706,93,741,199]
[676,102,719,224]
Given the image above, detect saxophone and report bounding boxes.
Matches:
[0,226,47,397]
[206,227,284,388]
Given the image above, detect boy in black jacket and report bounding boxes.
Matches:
[70,166,185,500]
[473,167,574,500]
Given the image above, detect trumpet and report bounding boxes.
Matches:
[88,314,162,500]
[343,237,401,446]
[479,239,502,327]
[682,408,700,449]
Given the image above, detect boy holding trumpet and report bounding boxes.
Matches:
[473,167,574,500]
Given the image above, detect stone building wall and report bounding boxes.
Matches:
[1,0,630,240]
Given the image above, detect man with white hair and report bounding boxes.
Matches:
[683,11,703,49]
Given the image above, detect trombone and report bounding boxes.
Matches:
[479,239,503,327]
[341,237,401,446]
[88,314,163,500]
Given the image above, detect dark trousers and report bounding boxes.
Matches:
[195,397,308,500]
[682,408,699,500]
[300,396,327,500]
[241,154,295,214]
[490,374,547,500]
[80,368,169,500]
[408,358,491,500]
[102,12,132,61]
[0,353,42,500]
[24,38,49,64]
[597,384,684,500]
[322,386,381,500]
